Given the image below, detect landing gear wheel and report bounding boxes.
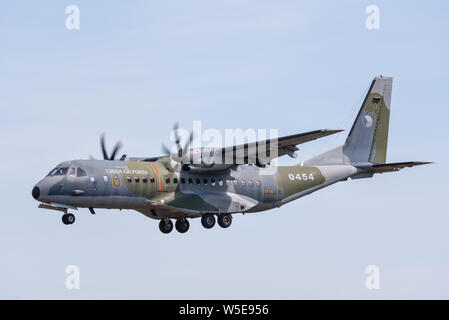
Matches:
[175,219,190,233]
[201,214,216,229]
[62,213,75,225]
[159,219,173,234]
[218,214,232,228]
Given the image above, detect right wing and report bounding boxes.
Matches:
[136,129,343,173]
[218,129,343,165]
[185,129,343,172]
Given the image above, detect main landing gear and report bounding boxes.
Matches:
[158,214,233,234]
[218,214,232,228]
[159,219,173,234]
[62,213,75,225]
[202,213,232,229]
[159,218,190,234]
[201,214,216,229]
[175,218,190,233]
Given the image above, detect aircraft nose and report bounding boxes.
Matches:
[32,186,40,200]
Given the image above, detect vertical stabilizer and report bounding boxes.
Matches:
[303,76,393,166]
[343,76,392,164]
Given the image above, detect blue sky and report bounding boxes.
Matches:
[1,0,448,299]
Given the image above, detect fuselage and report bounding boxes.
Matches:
[32,158,358,219]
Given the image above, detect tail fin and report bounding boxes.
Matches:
[343,76,392,164]
[304,76,393,166]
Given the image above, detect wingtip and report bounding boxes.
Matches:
[325,129,344,133]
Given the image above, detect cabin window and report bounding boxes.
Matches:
[211,178,216,186]
[218,179,223,186]
[203,179,208,185]
[77,168,87,177]
[248,180,253,187]
[68,167,76,177]
[134,177,140,183]
[240,180,246,186]
[256,180,261,187]
[226,180,231,186]
[150,178,155,183]
[142,177,148,183]
[233,180,238,186]
[173,178,178,184]
[165,178,170,184]
[180,178,185,184]
[103,175,108,182]
[195,178,201,185]
[188,178,193,184]
[127,176,132,182]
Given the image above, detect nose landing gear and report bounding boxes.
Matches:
[62,213,75,225]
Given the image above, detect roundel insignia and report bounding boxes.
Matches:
[363,115,373,128]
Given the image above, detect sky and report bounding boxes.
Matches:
[0,0,448,299]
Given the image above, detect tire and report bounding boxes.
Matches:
[201,214,216,229]
[62,214,75,225]
[218,214,232,228]
[159,219,173,234]
[175,219,190,233]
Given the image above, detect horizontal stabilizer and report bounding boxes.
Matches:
[356,161,432,173]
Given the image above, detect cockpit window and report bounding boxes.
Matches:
[48,167,69,176]
[77,168,87,177]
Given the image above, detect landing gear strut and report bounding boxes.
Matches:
[218,214,232,228]
[62,213,75,225]
[175,218,190,233]
[201,214,216,229]
[159,219,173,234]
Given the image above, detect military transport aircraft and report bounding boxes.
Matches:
[32,76,430,234]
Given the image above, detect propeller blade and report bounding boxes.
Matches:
[110,141,123,160]
[100,133,109,160]
[173,122,182,153]
[180,131,194,163]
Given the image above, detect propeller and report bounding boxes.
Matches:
[162,123,194,166]
[100,133,123,160]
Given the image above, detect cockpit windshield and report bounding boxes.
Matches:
[48,167,69,176]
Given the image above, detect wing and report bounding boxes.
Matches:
[134,129,343,173]
[218,129,343,166]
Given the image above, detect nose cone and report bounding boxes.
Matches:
[32,186,40,200]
